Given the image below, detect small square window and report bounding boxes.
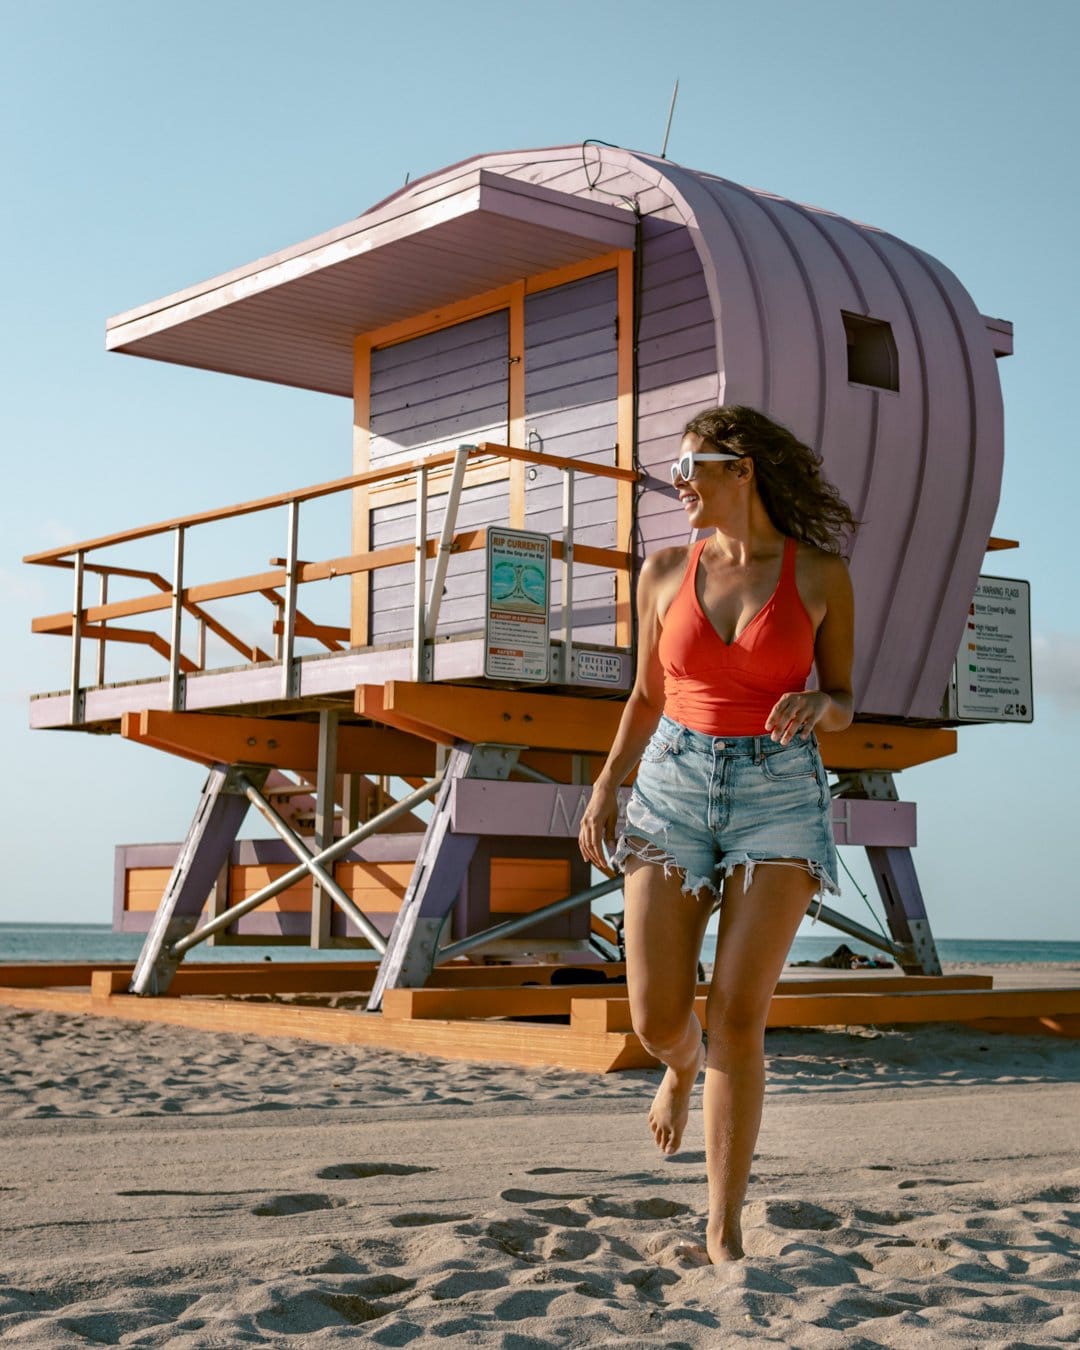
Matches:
[842,312,899,392]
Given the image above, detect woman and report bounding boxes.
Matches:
[578,405,857,1265]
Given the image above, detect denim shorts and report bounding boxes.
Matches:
[612,714,839,909]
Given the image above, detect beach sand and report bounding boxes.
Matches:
[2,966,1079,1347]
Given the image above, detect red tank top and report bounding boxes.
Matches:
[658,536,815,736]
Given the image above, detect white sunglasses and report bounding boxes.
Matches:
[670,448,744,485]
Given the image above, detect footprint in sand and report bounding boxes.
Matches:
[252,1193,347,1217]
[481,1217,548,1258]
[254,1291,393,1332]
[852,1206,916,1228]
[387,1211,473,1227]
[1028,1184,1080,1203]
[897,1177,969,1189]
[490,1288,566,1320]
[587,1196,691,1220]
[428,1269,507,1300]
[501,1189,690,1222]
[538,1228,604,1261]
[521,1204,591,1229]
[525,1166,600,1176]
[316,1162,434,1180]
[118,1188,260,1198]
[500,1187,590,1204]
[866,1244,956,1278]
[827,1291,915,1325]
[748,1199,842,1231]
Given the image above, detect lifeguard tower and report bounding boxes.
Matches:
[17,144,1070,1066]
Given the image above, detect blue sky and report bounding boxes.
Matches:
[2,0,1077,941]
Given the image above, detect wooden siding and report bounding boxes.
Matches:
[489,857,571,914]
[497,155,720,562]
[366,270,623,649]
[633,218,720,555]
[524,271,619,645]
[368,310,510,644]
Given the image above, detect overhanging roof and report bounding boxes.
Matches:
[106,170,636,397]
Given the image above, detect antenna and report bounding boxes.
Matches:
[660,79,679,159]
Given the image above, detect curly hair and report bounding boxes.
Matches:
[683,405,858,555]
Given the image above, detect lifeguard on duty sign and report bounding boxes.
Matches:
[484,527,551,682]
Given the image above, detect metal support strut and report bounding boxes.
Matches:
[367,742,525,1011]
[833,771,942,975]
[130,768,442,995]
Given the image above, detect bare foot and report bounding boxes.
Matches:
[706,1226,744,1263]
[648,1040,705,1155]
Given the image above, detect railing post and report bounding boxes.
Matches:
[412,465,428,682]
[280,500,299,699]
[95,571,108,687]
[169,527,185,713]
[425,444,471,644]
[310,707,339,948]
[273,596,284,661]
[69,551,85,725]
[196,617,207,671]
[560,466,575,682]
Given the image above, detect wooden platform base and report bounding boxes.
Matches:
[2,964,1079,1071]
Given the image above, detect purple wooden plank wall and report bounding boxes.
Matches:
[524,271,619,646]
[369,310,509,644]
[497,152,720,561]
[368,274,624,650]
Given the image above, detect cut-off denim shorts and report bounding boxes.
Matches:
[612,714,839,912]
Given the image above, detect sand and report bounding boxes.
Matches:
[2,970,1079,1347]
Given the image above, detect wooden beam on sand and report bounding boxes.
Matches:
[2,971,1077,1074]
[570,987,1080,1034]
[380,974,994,1021]
[89,962,617,999]
[0,985,646,1073]
[0,961,626,993]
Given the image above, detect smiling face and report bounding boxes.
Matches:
[673,432,750,526]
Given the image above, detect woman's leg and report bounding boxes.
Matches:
[622,856,715,1155]
[703,861,819,1262]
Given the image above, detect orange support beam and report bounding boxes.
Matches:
[357,682,625,752]
[120,709,436,774]
[817,724,956,771]
[357,682,957,769]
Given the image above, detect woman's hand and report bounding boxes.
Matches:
[765,689,832,745]
[578,783,620,876]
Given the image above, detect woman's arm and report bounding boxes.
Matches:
[578,550,676,872]
[765,552,855,744]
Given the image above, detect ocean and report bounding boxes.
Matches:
[1,924,1077,968]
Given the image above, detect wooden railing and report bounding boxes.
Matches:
[25,443,642,723]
